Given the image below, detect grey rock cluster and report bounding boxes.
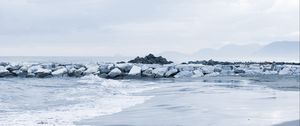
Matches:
[0,62,299,78]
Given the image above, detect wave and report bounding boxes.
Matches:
[0,75,156,126]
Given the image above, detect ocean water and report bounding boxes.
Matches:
[0,57,299,126]
[0,76,299,126]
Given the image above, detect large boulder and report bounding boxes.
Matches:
[174,71,193,78]
[116,63,133,73]
[201,66,215,74]
[165,68,178,77]
[67,67,86,77]
[99,64,110,74]
[152,67,168,77]
[52,67,68,77]
[128,66,142,77]
[0,66,12,77]
[234,69,246,74]
[175,65,195,72]
[128,54,173,64]
[192,70,204,78]
[84,64,100,75]
[35,67,52,78]
[108,68,122,78]
[142,68,154,77]
[205,72,220,77]
[279,67,292,75]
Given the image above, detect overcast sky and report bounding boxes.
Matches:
[0,0,299,56]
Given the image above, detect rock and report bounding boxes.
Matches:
[52,67,68,77]
[128,54,173,64]
[108,68,122,78]
[68,67,86,77]
[175,65,195,71]
[201,66,215,74]
[116,63,133,72]
[234,69,246,74]
[128,66,142,76]
[174,71,193,78]
[279,67,292,75]
[35,68,52,78]
[192,70,204,78]
[213,66,222,73]
[152,67,168,77]
[205,72,220,77]
[11,69,27,77]
[142,68,154,77]
[6,64,22,72]
[0,66,12,77]
[84,64,99,75]
[263,70,278,75]
[165,68,178,77]
[99,64,111,74]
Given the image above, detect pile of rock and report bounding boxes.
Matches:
[0,61,299,78]
[128,54,173,64]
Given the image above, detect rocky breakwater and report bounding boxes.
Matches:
[0,55,299,78]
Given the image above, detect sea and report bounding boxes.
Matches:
[0,57,299,126]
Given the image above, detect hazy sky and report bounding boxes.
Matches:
[0,0,299,56]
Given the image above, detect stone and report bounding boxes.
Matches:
[128,66,142,76]
[108,68,122,78]
[35,68,52,78]
[205,72,220,77]
[128,54,173,64]
[142,68,154,77]
[175,65,195,71]
[152,67,168,77]
[116,63,133,72]
[279,67,292,75]
[174,71,193,78]
[0,66,12,77]
[234,69,246,74]
[52,67,68,77]
[99,64,111,74]
[165,68,178,77]
[201,66,215,74]
[84,64,99,75]
[192,70,204,78]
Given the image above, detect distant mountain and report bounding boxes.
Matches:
[255,41,299,56]
[194,44,262,58]
[159,41,299,62]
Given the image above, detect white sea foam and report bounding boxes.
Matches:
[0,75,156,126]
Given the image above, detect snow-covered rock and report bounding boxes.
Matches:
[128,66,142,76]
[174,71,193,78]
[108,68,122,78]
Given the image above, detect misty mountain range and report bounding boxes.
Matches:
[159,41,300,62]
